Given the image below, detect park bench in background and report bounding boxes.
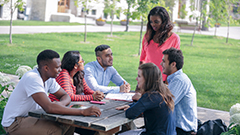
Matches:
[175,20,201,32]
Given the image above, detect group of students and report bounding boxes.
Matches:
[1,6,197,135]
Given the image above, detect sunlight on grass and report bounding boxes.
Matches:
[0,32,239,111]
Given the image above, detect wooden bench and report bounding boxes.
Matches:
[175,20,201,32]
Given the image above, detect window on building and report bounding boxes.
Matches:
[92,9,96,15]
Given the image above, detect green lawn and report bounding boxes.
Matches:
[0,20,85,26]
[0,32,240,112]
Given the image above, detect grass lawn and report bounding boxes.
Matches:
[0,20,85,26]
[0,32,240,112]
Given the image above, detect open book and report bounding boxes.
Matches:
[105,93,135,102]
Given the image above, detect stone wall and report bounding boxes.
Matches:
[30,0,57,22]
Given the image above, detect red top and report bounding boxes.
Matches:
[140,33,180,81]
[49,69,94,101]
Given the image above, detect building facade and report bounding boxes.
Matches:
[0,0,206,23]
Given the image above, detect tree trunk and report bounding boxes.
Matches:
[9,0,13,44]
[214,26,217,36]
[138,18,144,56]
[190,18,198,46]
[226,20,230,43]
[84,13,87,42]
[110,10,113,36]
[226,0,230,43]
[125,3,130,32]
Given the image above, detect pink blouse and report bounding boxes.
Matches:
[140,33,180,81]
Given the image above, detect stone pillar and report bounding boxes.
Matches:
[30,0,57,22]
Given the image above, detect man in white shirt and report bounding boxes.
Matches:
[1,50,101,135]
[84,45,130,93]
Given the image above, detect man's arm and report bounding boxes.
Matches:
[84,66,121,93]
[52,87,71,106]
[111,68,130,93]
[168,79,188,105]
[32,92,101,116]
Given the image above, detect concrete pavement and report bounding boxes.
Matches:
[0,24,239,40]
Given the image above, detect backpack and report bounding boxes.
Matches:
[197,119,228,135]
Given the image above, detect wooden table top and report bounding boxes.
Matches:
[28,99,132,132]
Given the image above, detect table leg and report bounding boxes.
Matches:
[98,126,121,135]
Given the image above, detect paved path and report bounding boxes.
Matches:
[0,24,239,40]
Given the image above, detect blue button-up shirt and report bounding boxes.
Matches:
[167,69,198,132]
[84,60,127,93]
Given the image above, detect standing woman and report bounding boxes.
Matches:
[49,51,104,102]
[117,63,176,135]
[140,6,180,83]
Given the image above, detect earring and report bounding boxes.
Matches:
[75,66,77,69]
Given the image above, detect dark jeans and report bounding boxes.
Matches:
[74,127,96,135]
[176,127,196,135]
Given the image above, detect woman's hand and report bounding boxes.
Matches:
[132,92,142,101]
[92,90,104,101]
[116,105,130,111]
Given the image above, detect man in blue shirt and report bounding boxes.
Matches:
[161,48,197,135]
[84,44,130,93]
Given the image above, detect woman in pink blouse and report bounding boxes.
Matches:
[140,6,180,83]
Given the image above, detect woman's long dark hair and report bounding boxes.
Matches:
[146,6,173,47]
[139,63,174,111]
[61,51,84,94]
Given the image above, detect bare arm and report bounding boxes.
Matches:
[52,87,71,106]
[32,92,101,116]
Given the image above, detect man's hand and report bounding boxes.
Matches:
[82,106,101,117]
[92,90,104,101]
[116,105,130,111]
[132,92,142,101]
[120,81,131,93]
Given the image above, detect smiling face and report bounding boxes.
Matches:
[97,48,113,70]
[160,54,172,76]
[47,58,62,78]
[76,54,85,71]
[149,15,162,31]
[136,69,145,90]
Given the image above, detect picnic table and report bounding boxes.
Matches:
[28,99,134,135]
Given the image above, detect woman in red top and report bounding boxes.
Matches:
[49,51,104,102]
[140,6,180,82]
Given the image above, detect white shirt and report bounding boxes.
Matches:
[1,68,60,127]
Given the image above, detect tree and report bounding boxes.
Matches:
[209,0,228,36]
[190,10,200,46]
[131,0,166,56]
[208,0,238,42]
[165,0,176,21]
[179,2,188,19]
[1,0,25,44]
[124,0,135,32]
[225,0,239,43]
[74,0,96,42]
[103,0,121,36]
